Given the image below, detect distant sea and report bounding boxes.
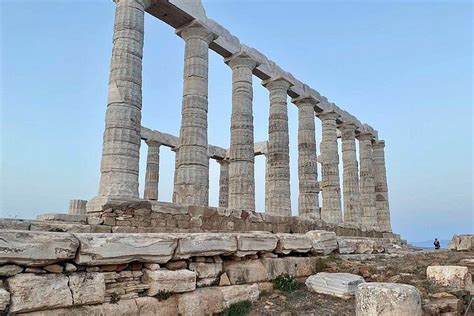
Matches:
[410,240,449,249]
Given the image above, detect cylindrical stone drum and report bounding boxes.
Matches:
[355,282,422,316]
[68,199,87,215]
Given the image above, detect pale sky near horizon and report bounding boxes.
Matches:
[1,0,472,243]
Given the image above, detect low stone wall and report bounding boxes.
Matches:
[84,201,395,237]
[0,230,404,314]
[448,234,474,252]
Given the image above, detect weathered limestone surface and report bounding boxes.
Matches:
[74,233,177,265]
[355,282,422,316]
[220,283,259,308]
[306,272,365,298]
[448,234,474,251]
[37,213,87,224]
[0,230,79,266]
[174,21,216,206]
[263,77,292,216]
[0,264,23,277]
[90,0,146,209]
[0,288,10,312]
[235,232,278,256]
[143,140,160,200]
[68,199,87,215]
[178,287,224,315]
[8,273,73,313]
[337,237,384,254]
[319,109,342,224]
[373,140,391,231]
[223,259,268,284]
[175,233,237,259]
[189,262,222,279]
[142,269,196,295]
[305,230,338,255]
[218,159,229,207]
[426,266,472,291]
[294,96,320,218]
[69,272,106,305]
[30,221,110,233]
[357,132,378,227]
[226,52,258,211]
[275,233,312,254]
[340,123,362,224]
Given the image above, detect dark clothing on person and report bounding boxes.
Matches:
[434,240,440,250]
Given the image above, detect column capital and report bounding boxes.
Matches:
[291,95,319,107]
[338,121,358,132]
[176,20,218,44]
[372,140,386,149]
[261,76,293,91]
[145,139,161,147]
[356,132,374,141]
[224,52,259,70]
[318,109,339,121]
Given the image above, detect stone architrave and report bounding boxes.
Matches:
[218,159,229,208]
[293,96,320,218]
[88,0,146,212]
[357,132,377,228]
[340,122,362,224]
[174,21,217,206]
[318,109,342,224]
[262,77,293,217]
[373,140,391,231]
[225,52,258,211]
[143,140,160,200]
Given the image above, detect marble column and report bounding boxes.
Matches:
[357,132,377,228]
[318,109,342,223]
[340,123,362,224]
[69,200,87,215]
[218,159,229,208]
[373,140,392,231]
[174,21,216,206]
[263,77,292,217]
[89,0,145,212]
[143,140,160,200]
[293,96,320,218]
[225,52,258,211]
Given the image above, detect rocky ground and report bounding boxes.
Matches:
[248,249,474,316]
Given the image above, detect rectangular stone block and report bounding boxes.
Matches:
[275,234,312,254]
[0,230,79,266]
[74,233,177,265]
[36,213,88,224]
[305,230,338,255]
[7,273,73,313]
[142,269,196,295]
[69,272,106,305]
[175,233,237,259]
[189,262,222,279]
[305,272,365,298]
[178,287,224,316]
[223,259,268,284]
[219,284,260,308]
[235,232,278,256]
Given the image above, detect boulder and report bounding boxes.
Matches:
[7,273,73,313]
[74,233,177,265]
[175,234,237,259]
[142,269,196,295]
[0,288,9,312]
[0,264,23,277]
[178,287,224,316]
[426,266,472,291]
[235,232,278,256]
[275,234,312,254]
[189,262,222,279]
[355,282,422,316]
[305,230,338,255]
[448,234,474,251]
[305,272,365,298]
[223,259,268,284]
[68,272,105,305]
[0,230,79,266]
[219,284,260,308]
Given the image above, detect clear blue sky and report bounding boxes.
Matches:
[1,0,472,243]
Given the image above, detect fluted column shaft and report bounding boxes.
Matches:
[319,111,342,223]
[97,0,145,199]
[143,140,160,200]
[294,97,320,218]
[373,140,392,231]
[174,22,216,206]
[226,53,258,211]
[263,77,292,216]
[357,133,377,227]
[218,159,229,208]
[340,123,362,224]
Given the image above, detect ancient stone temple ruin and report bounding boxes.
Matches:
[0,1,429,315]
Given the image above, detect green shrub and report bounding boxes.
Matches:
[222,300,252,316]
[273,274,298,293]
[155,290,172,301]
